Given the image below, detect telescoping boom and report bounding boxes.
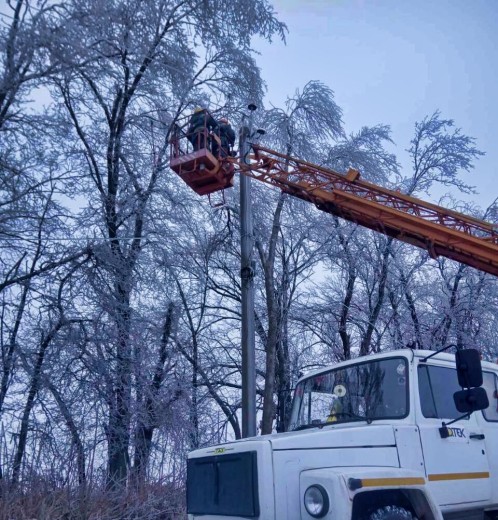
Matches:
[170,115,498,277]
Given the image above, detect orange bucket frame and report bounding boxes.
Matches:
[169,112,235,196]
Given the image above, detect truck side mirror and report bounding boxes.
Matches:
[453,387,489,413]
[440,348,487,439]
[455,349,483,388]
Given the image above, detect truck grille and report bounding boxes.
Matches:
[187,451,260,517]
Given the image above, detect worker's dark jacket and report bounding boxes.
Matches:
[187,110,218,151]
[218,123,236,152]
[188,110,218,134]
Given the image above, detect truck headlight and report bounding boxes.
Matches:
[304,484,329,518]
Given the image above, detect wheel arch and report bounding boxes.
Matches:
[352,488,437,520]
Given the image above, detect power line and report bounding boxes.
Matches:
[1,235,150,243]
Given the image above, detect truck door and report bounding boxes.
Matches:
[478,369,498,506]
[416,363,491,507]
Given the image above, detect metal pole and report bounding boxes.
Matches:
[239,104,257,438]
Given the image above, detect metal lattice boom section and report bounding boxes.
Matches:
[234,145,498,277]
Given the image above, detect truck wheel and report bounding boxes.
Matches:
[369,506,415,520]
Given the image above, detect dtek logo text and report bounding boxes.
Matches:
[447,427,466,438]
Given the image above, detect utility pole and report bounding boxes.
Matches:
[239,104,257,438]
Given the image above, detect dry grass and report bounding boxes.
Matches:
[0,482,186,520]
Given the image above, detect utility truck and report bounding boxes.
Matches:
[169,109,498,519]
[186,348,497,520]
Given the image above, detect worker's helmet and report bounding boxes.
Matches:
[194,107,204,113]
[219,117,229,124]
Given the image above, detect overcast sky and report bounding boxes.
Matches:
[254,0,497,210]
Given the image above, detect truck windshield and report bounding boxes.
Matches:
[288,357,408,431]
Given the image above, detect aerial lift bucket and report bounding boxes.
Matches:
[169,115,235,196]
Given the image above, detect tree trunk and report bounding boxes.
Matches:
[275,259,292,433]
[48,383,86,487]
[107,281,132,489]
[131,303,176,486]
[0,281,29,413]
[360,239,392,356]
[400,271,423,348]
[260,193,286,434]
[11,320,65,485]
[339,266,356,360]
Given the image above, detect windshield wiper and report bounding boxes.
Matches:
[321,412,367,425]
[292,423,324,431]
[293,412,373,431]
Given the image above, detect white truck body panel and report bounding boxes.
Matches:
[272,427,399,519]
[187,349,498,520]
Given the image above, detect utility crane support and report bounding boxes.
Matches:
[243,145,498,277]
[170,121,498,277]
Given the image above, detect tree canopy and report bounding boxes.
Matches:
[0,1,496,517]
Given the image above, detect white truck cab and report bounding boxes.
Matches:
[187,349,498,520]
